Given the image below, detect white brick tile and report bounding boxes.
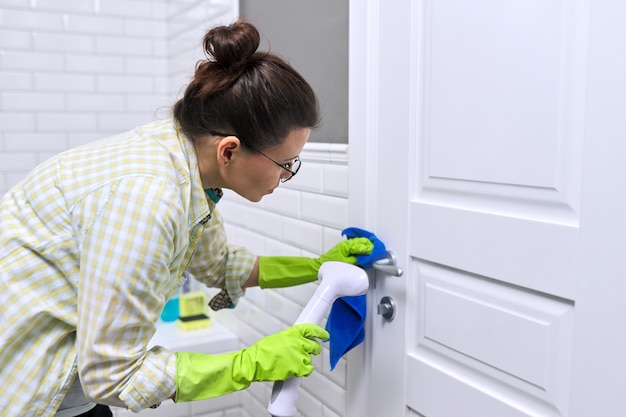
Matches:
[0,1,30,8]
[97,113,154,131]
[0,9,64,31]
[127,94,169,112]
[32,32,94,53]
[154,76,170,94]
[124,18,167,38]
[264,238,301,257]
[301,193,348,230]
[247,209,283,241]
[192,410,227,417]
[286,161,322,193]
[265,291,303,326]
[98,0,167,19]
[281,281,319,307]
[35,72,95,92]
[0,50,64,71]
[261,187,301,218]
[33,0,96,14]
[230,228,265,255]
[0,175,6,198]
[247,303,286,336]
[323,164,348,197]
[125,56,168,75]
[6,171,31,191]
[152,39,167,57]
[4,132,67,151]
[297,388,323,417]
[323,405,341,417]
[218,200,251,229]
[37,113,97,131]
[65,53,124,73]
[241,393,271,417]
[2,92,64,111]
[0,112,35,130]
[96,35,153,56]
[97,75,154,93]
[0,29,31,49]
[224,408,245,417]
[240,286,264,310]
[168,52,199,79]
[67,93,125,112]
[37,151,61,164]
[0,152,37,170]
[0,71,32,90]
[65,14,124,35]
[301,371,345,417]
[281,216,323,254]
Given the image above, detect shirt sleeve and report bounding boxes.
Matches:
[73,176,183,411]
[187,209,256,306]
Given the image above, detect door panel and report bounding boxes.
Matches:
[346,0,617,416]
[410,205,578,298]
[405,0,587,414]
[408,261,574,416]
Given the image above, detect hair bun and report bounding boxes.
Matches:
[203,21,261,70]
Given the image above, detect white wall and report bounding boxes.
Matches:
[0,0,236,196]
[0,2,354,417]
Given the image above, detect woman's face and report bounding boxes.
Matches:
[199,127,310,202]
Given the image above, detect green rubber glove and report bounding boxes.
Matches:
[258,237,373,288]
[175,323,330,402]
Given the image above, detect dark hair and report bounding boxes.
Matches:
[173,21,320,150]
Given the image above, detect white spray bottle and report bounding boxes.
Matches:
[267,261,369,417]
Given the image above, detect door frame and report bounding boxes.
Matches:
[569,1,626,414]
[346,0,411,416]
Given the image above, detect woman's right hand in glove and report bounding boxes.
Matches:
[175,323,330,402]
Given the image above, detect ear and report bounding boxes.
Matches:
[216,136,241,166]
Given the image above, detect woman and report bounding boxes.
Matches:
[0,21,372,416]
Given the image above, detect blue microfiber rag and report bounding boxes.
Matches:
[325,227,387,370]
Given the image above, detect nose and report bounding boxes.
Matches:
[278,169,291,183]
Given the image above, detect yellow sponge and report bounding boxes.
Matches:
[176,291,211,331]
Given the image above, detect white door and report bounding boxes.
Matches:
[348,1,626,416]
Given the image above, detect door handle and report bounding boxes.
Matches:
[372,251,404,277]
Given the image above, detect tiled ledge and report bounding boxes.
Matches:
[300,142,348,164]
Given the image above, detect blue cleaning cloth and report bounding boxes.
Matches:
[325,227,387,370]
[342,227,387,269]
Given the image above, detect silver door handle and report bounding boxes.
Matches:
[372,251,403,277]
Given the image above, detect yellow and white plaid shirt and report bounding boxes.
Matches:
[0,119,256,416]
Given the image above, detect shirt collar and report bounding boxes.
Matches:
[204,188,223,204]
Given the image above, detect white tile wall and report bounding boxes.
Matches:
[0,2,353,417]
[0,0,236,195]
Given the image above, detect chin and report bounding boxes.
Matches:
[238,192,263,203]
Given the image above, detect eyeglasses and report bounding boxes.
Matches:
[210,131,301,182]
